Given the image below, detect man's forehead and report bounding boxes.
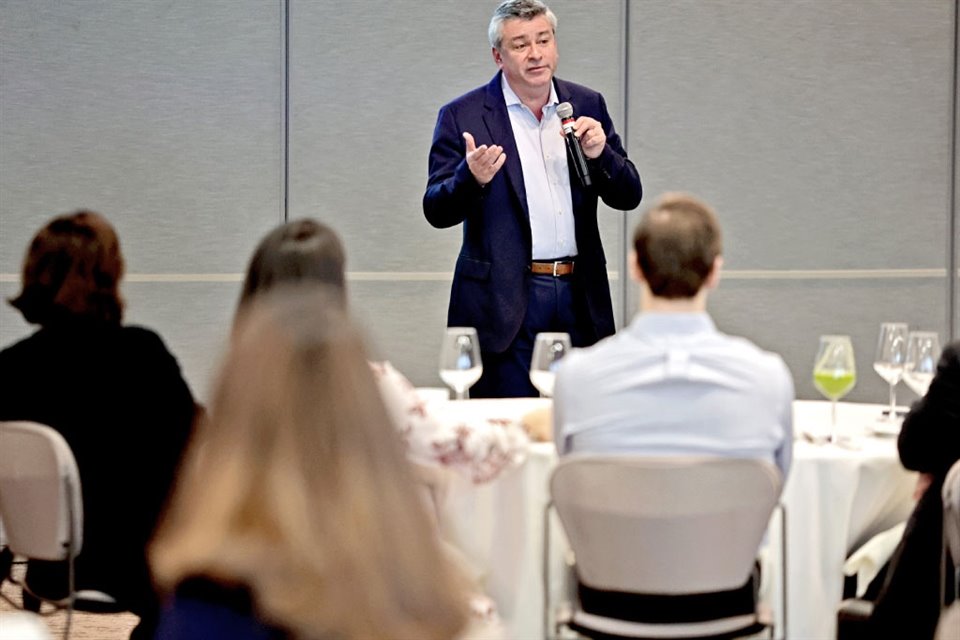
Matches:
[503,16,554,39]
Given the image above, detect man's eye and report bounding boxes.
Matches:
[513,43,528,51]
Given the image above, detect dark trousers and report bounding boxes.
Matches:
[472,273,591,398]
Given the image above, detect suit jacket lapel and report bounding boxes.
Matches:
[483,72,528,221]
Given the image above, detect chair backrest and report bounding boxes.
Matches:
[0,421,83,561]
[944,459,960,568]
[550,455,781,595]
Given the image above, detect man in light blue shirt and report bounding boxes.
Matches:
[554,193,793,479]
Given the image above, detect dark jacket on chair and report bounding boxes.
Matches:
[866,341,960,639]
[0,323,197,618]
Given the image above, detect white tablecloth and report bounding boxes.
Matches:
[428,398,916,640]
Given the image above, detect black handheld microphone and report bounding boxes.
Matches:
[557,102,592,188]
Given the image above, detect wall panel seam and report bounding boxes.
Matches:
[951,0,959,340]
[282,0,291,223]
[620,0,632,326]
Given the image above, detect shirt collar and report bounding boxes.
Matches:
[501,74,558,111]
[627,312,717,338]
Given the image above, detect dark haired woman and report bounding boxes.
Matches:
[0,210,198,639]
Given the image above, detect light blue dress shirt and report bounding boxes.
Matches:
[553,312,794,479]
[501,75,577,260]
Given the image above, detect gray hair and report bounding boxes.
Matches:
[488,0,558,50]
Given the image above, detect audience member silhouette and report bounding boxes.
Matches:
[0,210,197,639]
[150,288,471,639]
[865,341,960,639]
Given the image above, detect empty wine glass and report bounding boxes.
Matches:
[439,327,482,400]
[529,332,572,397]
[903,331,941,398]
[873,322,908,420]
[813,335,857,442]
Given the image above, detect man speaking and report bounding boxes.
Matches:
[423,0,642,398]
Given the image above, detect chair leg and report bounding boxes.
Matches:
[64,603,74,640]
[22,587,41,612]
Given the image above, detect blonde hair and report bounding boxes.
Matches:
[151,287,469,639]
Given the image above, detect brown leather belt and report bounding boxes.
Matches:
[530,260,575,276]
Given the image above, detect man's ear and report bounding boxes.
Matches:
[628,250,644,283]
[705,255,723,290]
[492,47,503,68]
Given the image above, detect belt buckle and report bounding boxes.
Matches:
[553,261,559,277]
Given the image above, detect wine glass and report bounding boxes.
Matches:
[903,331,941,398]
[529,332,572,397]
[873,322,908,420]
[439,327,482,400]
[812,335,857,442]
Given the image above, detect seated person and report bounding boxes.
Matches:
[0,211,197,639]
[150,288,471,640]
[552,192,794,622]
[236,219,529,483]
[857,341,960,639]
[553,192,794,478]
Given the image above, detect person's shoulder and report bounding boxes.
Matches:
[119,325,173,355]
[559,332,626,376]
[553,77,603,103]
[715,332,791,376]
[0,329,45,364]
[439,80,492,113]
[940,341,960,366]
[554,76,602,100]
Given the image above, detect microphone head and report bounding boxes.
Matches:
[557,102,574,119]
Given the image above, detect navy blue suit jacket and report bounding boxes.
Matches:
[424,72,642,353]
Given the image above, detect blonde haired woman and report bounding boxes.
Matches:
[151,288,470,639]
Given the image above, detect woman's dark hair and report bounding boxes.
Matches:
[238,219,347,312]
[9,210,125,326]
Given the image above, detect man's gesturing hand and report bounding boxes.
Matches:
[463,132,506,186]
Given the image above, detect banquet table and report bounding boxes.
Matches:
[427,398,917,640]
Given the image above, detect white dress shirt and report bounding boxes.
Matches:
[553,312,794,479]
[502,75,577,260]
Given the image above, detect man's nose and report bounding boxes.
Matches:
[529,43,542,59]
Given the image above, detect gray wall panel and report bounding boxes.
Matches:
[710,277,948,403]
[288,0,497,273]
[0,0,283,394]
[348,279,460,389]
[628,0,951,270]
[0,0,283,276]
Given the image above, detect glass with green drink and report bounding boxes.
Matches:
[813,334,857,442]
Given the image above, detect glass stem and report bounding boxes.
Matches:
[455,389,466,400]
[831,399,838,442]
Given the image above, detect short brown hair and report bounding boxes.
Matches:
[9,210,125,325]
[632,193,722,299]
